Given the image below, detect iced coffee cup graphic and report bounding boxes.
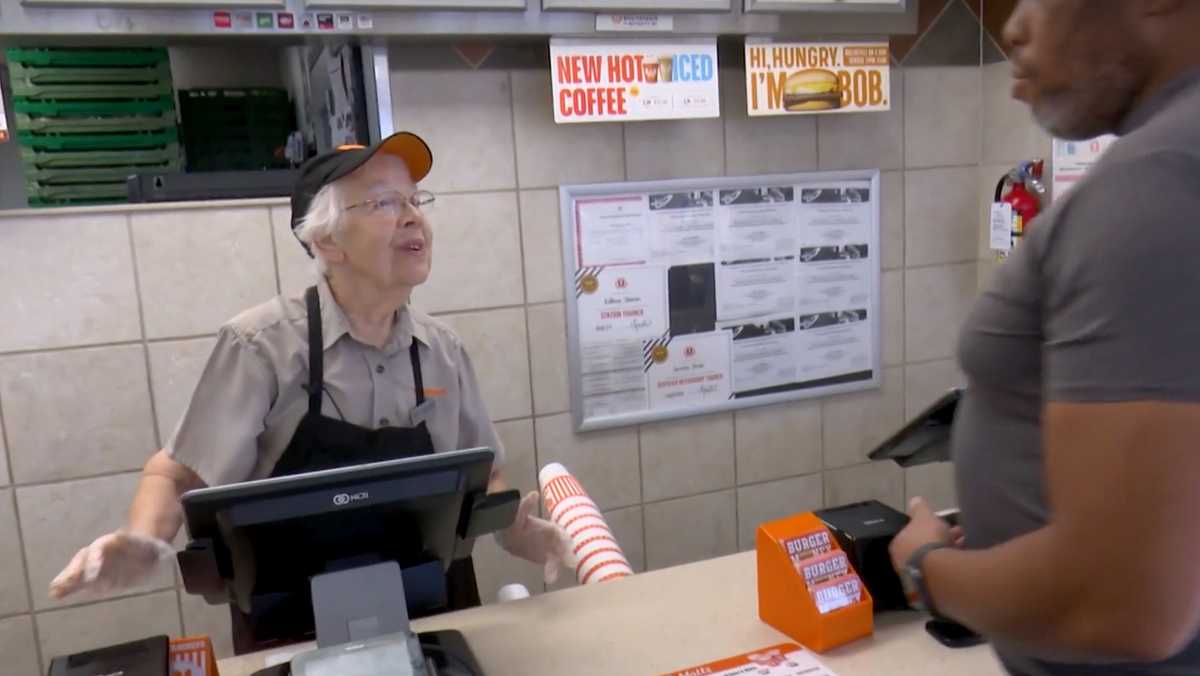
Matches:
[642,59,659,83]
[658,55,673,82]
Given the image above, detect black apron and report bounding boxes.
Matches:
[230,285,481,655]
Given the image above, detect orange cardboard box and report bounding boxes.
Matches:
[170,636,218,676]
[757,511,873,652]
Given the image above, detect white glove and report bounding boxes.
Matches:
[48,531,175,600]
[494,492,574,585]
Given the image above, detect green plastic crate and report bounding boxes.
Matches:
[12,97,175,118]
[16,110,177,134]
[5,47,169,68]
[26,181,129,201]
[21,144,182,169]
[24,164,174,185]
[9,80,173,100]
[9,61,171,86]
[17,127,178,151]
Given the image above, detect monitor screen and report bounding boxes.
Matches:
[868,388,961,467]
[178,448,496,647]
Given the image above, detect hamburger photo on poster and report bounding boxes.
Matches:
[744,42,891,117]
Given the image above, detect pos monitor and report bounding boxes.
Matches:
[176,448,519,654]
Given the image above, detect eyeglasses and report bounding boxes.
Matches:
[343,190,436,219]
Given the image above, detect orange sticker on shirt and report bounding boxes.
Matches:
[423,387,447,397]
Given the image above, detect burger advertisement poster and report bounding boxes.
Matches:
[550,38,720,124]
[744,41,891,117]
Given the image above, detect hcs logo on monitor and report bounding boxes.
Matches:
[333,491,369,506]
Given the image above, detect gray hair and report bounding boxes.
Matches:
[294,183,345,273]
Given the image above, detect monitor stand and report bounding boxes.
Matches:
[310,561,412,647]
[249,561,485,676]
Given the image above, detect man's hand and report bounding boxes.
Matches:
[48,531,175,600]
[889,497,959,574]
[495,492,574,585]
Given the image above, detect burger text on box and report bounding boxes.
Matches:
[744,41,891,117]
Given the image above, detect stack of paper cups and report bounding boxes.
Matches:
[539,463,633,585]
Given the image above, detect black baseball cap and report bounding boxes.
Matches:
[290,131,433,254]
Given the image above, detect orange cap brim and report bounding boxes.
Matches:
[374,131,433,183]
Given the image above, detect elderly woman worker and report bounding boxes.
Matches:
[47,132,568,651]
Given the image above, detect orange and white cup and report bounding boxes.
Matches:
[539,463,633,585]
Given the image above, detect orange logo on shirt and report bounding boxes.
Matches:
[423,387,447,397]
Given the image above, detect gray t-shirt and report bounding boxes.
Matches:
[955,67,1200,676]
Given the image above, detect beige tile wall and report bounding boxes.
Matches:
[0,59,1026,674]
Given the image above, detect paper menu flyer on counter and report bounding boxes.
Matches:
[662,642,839,676]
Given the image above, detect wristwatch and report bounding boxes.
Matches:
[902,542,950,615]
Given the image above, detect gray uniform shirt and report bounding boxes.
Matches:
[166,276,504,487]
[955,68,1200,675]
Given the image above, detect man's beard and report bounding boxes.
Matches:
[1031,58,1143,140]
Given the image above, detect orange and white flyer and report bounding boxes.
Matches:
[745,41,891,117]
[550,38,719,123]
[662,642,839,676]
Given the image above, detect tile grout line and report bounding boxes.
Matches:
[638,422,647,572]
[508,70,539,452]
[29,585,179,619]
[175,587,187,642]
[430,301,540,319]
[7,492,43,673]
[127,215,165,450]
[621,122,629,182]
[730,410,739,549]
[267,205,285,297]
[974,0,986,265]
[897,0,958,69]
[621,470,832,515]
[620,112,641,569]
[506,68,549,592]
[814,116,821,170]
[0,385,45,673]
[0,334,216,360]
[6,468,144,492]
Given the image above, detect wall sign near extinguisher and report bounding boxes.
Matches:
[990,160,1046,260]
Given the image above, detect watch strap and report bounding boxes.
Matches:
[906,541,950,616]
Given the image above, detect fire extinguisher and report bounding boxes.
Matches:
[992,160,1046,260]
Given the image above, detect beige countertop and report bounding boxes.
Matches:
[215,551,1005,676]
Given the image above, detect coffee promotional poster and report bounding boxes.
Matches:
[744,42,891,117]
[550,38,720,123]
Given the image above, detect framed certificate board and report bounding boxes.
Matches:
[560,170,881,432]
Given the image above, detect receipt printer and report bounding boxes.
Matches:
[48,634,168,676]
[815,500,910,612]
